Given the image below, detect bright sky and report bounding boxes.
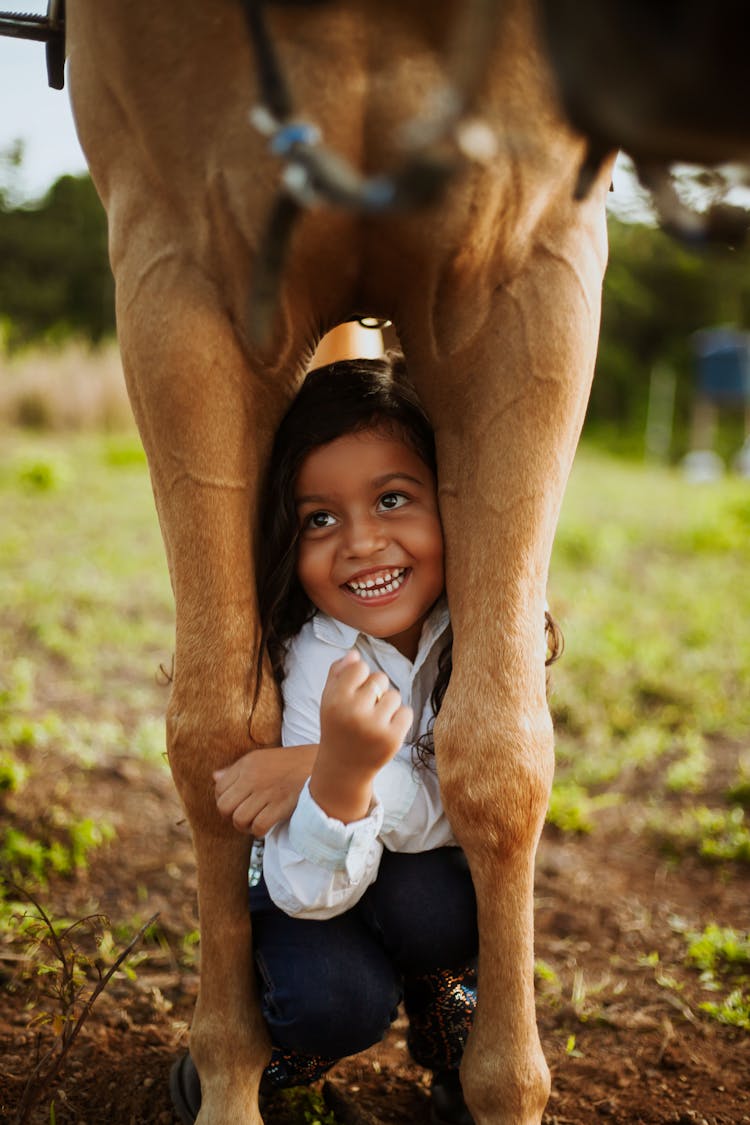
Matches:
[0,5,87,200]
[0,9,650,217]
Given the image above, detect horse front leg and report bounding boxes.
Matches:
[117,267,294,1125]
[408,204,608,1124]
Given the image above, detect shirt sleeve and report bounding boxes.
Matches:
[262,780,385,919]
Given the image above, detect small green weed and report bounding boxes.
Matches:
[534,959,562,1007]
[699,989,750,1030]
[0,660,117,920]
[564,1033,584,1058]
[652,805,750,864]
[684,924,750,975]
[1,813,115,891]
[0,658,62,751]
[727,754,750,808]
[181,928,201,966]
[665,734,708,794]
[0,657,34,710]
[0,749,28,792]
[279,1087,338,1125]
[547,781,619,834]
[675,921,750,1032]
[14,453,71,492]
[534,959,561,988]
[569,968,612,1023]
[2,713,63,751]
[62,814,116,869]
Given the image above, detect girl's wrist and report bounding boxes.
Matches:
[309,754,375,824]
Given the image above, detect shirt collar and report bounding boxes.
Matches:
[310,596,450,667]
[311,612,361,650]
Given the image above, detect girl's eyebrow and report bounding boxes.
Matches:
[296,471,428,507]
[295,493,330,507]
[372,471,427,488]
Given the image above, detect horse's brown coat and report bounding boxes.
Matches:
[66,2,612,1121]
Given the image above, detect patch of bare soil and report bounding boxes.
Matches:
[1,747,749,1124]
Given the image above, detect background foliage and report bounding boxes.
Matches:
[0,149,114,350]
[594,218,750,455]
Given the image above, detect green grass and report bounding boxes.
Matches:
[677,923,750,1031]
[684,923,750,974]
[549,447,750,841]
[651,805,750,864]
[1,431,172,905]
[1,815,115,888]
[1,431,173,732]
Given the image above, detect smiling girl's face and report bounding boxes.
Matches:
[294,427,444,661]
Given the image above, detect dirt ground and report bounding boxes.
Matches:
[1,744,749,1125]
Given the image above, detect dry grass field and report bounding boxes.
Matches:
[0,342,132,431]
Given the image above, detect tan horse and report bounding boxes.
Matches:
[66,2,611,1122]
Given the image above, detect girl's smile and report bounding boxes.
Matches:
[344,565,409,600]
[295,428,444,661]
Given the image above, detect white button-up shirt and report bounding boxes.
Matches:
[262,599,457,919]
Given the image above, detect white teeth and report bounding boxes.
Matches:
[347,568,406,599]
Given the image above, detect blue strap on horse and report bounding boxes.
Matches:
[241,0,478,344]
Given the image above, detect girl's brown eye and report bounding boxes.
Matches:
[305,510,335,529]
[379,492,408,511]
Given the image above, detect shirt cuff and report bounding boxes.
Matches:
[287,779,384,880]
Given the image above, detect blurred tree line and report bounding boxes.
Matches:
[1,146,749,453]
[0,145,114,349]
[592,218,750,455]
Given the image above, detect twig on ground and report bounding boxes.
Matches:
[12,887,158,1125]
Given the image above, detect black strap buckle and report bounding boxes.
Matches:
[0,0,66,89]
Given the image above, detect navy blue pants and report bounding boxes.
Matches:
[249,847,479,1088]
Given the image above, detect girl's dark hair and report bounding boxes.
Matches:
[252,352,563,758]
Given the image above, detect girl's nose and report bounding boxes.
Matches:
[343,514,388,557]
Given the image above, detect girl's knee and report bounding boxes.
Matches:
[372,849,478,972]
[257,949,399,1058]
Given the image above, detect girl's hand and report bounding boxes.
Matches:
[320,650,412,771]
[310,650,413,823]
[214,744,319,836]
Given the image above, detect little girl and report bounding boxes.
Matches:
[171,355,556,1124]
